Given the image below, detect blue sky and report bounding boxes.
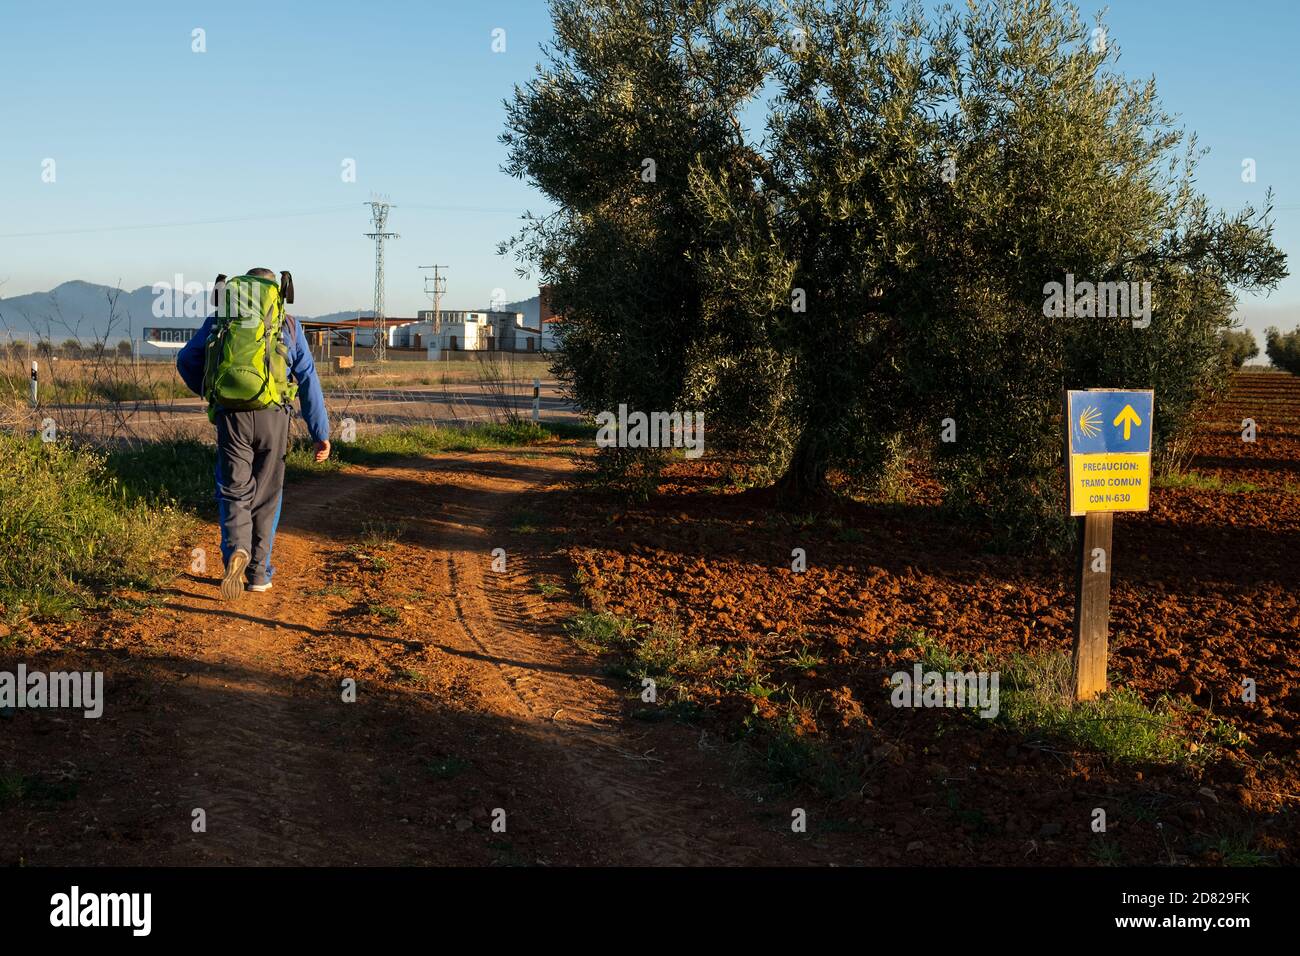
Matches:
[0,0,1296,336]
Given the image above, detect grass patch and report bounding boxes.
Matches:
[102,439,217,512]
[1090,840,1125,866]
[744,711,863,797]
[786,649,825,672]
[629,625,717,682]
[305,584,353,597]
[508,508,544,534]
[564,611,716,687]
[895,630,1233,767]
[0,371,191,405]
[287,420,576,475]
[0,434,193,619]
[564,610,636,653]
[369,604,401,622]
[107,594,165,615]
[998,651,1224,766]
[359,519,405,550]
[1195,832,1277,867]
[1155,471,1264,494]
[0,772,79,806]
[896,626,964,674]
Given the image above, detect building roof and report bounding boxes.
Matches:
[306,316,418,329]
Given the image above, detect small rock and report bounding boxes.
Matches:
[454,818,473,832]
[1038,822,1063,837]
[906,840,924,852]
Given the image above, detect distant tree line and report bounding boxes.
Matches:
[1220,329,1258,369]
[2,339,133,358]
[1266,326,1300,376]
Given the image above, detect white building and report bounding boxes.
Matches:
[340,317,419,349]
[411,309,541,358]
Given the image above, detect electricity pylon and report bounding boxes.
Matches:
[364,197,399,362]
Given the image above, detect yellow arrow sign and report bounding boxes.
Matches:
[1112,404,1142,441]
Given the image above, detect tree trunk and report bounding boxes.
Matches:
[775,431,833,505]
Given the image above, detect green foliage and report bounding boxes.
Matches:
[285,420,571,474]
[564,610,635,651]
[103,439,217,512]
[0,435,191,615]
[564,610,715,686]
[1220,328,1258,369]
[500,0,789,488]
[505,0,1287,547]
[998,652,1223,766]
[1265,325,1300,375]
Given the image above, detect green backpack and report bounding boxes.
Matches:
[201,272,299,419]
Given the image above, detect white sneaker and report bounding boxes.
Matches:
[246,581,273,593]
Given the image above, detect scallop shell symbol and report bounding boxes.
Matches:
[1078,405,1102,439]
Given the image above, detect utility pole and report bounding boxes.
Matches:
[420,265,448,335]
[420,264,448,358]
[364,197,399,363]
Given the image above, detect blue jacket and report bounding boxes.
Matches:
[176,313,330,443]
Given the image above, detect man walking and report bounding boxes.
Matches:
[176,268,330,600]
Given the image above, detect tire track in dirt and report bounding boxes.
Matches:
[407,450,808,865]
[15,448,820,866]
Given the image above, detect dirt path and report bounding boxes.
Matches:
[5,446,830,866]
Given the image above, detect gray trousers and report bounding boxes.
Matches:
[214,406,291,585]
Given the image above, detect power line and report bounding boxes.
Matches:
[421,264,448,341]
[0,204,360,239]
[0,201,528,240]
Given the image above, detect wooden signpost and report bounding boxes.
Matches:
[1065,389,1154,700]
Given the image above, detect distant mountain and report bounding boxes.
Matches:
[0,281,161,344]
[0,282,542,356]
[0,281,373,352]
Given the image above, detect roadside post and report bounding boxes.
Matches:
[1065,389,1155,700]
[532,378,540,422]
[30,360,38,406]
